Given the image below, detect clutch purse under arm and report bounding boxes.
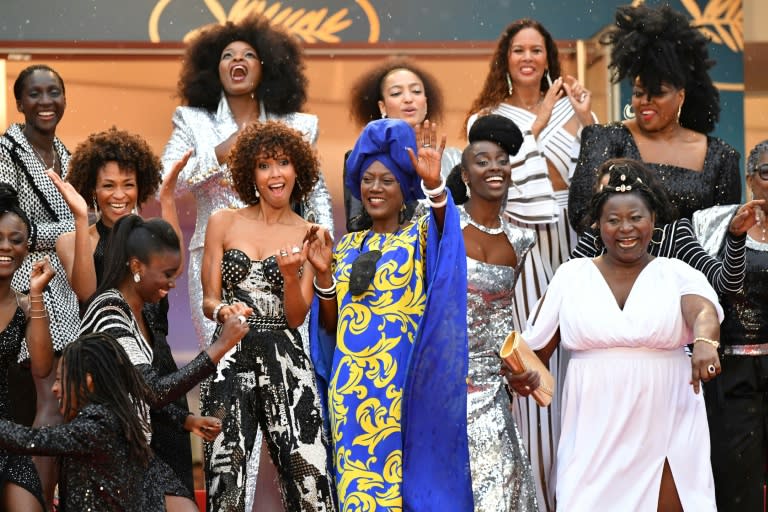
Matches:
[499,331,554,407]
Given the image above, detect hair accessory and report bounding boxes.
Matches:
[506,72,514,96]
[468,114,524,157]
[133,272,141,283]
[212,302,226,325]
[707,364,717,375]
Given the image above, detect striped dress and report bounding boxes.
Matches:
[468,97,583,511]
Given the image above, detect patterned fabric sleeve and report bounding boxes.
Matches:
[0,405,113,457]
[711,138,742,207]
[570,229,600,259]
[673,218,745,294]
[568,124,624,233]
[80,291,215,409]
[161,107,222,195]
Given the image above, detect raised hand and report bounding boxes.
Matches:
[307,228,334,279]
[562,75,594,126]
[276,240,310,279]
[46,170,89,221]
[406,120,446,189]
[29,256,55,295]
[729,199,766,236]
[160,148,192,202]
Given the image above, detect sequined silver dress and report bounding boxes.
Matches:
[161,96,334,349]
[459,206,539,512]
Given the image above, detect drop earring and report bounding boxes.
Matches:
[623,104,635,120]
[677,102,683,123]
[464,181,471,199]
[133,272,141,283]
[506,72,514,96]
[253,184,260,202]
[544,69,553,88]
[380,111,387,119]
[92,197,101,221]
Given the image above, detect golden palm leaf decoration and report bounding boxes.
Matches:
[184,0,354,43]
[681,0,743,52]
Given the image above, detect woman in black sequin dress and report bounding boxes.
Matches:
[79,215,250,511]
[695,141,768,512]
[201,121,335,512]
[0,332,161,512]
[568,5,741,234]
[0,184,55,511]
[48,128,217,495]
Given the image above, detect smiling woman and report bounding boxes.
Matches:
[0,63,79,510]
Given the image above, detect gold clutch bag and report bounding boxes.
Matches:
[499,331,554,407]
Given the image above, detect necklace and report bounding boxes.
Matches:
[465,212,504,235]
[31,144,57,172]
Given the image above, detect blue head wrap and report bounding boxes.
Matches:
[345,119,423,203]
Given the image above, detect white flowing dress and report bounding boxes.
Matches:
[523,257,721,511]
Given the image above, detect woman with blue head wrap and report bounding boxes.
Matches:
[308,118,474,510]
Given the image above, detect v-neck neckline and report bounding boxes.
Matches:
[589,257,657,312]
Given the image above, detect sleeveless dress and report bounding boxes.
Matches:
[460,206,539,511]
[201,249,335,512]
[468,97,581,510]
[0,306,44,508]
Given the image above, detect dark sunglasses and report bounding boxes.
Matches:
[754,163,768,180]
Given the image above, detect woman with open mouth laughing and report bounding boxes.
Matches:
[568,4,740,233]
[161,14,333,358]
[200,121,336,512]
[0,63,80,510]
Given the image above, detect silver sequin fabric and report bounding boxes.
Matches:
[161,96,334,349]
[459,206,539,511]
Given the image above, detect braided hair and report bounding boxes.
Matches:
[586,158,676,232]
[747,140,768,176]
[60,333,153,466]
[602,4,719,134]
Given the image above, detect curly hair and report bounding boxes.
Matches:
[586,158,676,232]
[228,120,319,205]
[178,15,307,114]
[67,127,162,207]
[349,57,444,128]
[13,64,65,100]
[465,19,561,129]
[602,4,719,134]
[747,140,768,176]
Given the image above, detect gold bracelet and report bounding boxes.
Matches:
[694,337,720,350]
[29,314,49,319]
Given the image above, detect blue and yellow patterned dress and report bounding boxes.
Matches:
[323,199,474,511]
[330,218,427,509]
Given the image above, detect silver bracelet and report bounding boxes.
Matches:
[211,302,226,325]
[425,192,448,209]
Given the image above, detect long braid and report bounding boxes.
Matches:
[61,333,154,466]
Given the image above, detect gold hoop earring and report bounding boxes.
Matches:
[649,227,664,246]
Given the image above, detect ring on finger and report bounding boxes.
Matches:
[237,314,247,325]
[579,92,587,102]
[279,250,288,257]
[422,143,431,148]
[291,246,301,254]
[707,364,717,375]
